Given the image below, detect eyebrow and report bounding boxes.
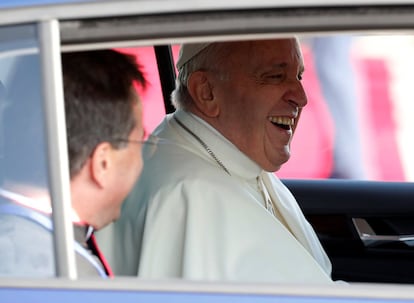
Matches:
[262,62,304,74]
[256,63,286,74]
[268,63,287,69]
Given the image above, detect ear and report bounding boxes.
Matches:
[89,142,114,188]
[187,71,219,117]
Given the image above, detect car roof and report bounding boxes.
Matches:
[2,0,414,26]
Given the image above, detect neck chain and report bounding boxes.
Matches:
[174,116,281,220]
[174,116,231,176]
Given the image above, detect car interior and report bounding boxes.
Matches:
[2,2,414,295]
[82,35,414,284]
[87,36,414,284]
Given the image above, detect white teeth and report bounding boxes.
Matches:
[268,116,294,126]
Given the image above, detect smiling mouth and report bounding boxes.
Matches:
[268,116,294,131]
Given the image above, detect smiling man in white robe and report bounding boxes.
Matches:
[101,38,333,283]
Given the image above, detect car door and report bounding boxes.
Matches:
[280,31,414,284]
[4,2,414,303]
[284,179,414,283]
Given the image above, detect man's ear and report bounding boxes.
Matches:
[89,142,113,188]
[187,71,219,117]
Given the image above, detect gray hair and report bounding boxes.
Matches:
[171,43,229,110]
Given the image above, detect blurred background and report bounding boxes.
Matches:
[120,34,414,182]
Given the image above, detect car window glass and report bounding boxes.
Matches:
[116,46,166,137]
[0,24,50,204]
[168,35,414,182]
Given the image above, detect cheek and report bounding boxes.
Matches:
[133,156,144,180]
[129,150,143,182]
[119,149,143,186]
[226,96,264,139]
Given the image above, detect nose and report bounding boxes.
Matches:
[283,80,308,108]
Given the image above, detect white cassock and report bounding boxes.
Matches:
[97,109,333,284]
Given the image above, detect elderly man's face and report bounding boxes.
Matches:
[210,38,307,172]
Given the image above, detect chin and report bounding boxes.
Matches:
[270,156,290,172]
[261,159,283,172]
[264,165,281,173]
[260,154,289,172]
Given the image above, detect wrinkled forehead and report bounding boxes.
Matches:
[255,38,302,61]
[226,38,303,69]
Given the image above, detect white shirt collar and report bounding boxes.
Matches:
[173,109,262,180]
[0,187,82,223]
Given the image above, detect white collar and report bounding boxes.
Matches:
[173,110,262,180]
[0,187,82,223]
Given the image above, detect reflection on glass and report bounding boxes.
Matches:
[0,24,53,277]
[277,34,414,182]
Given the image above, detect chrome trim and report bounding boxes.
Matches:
[1,0,414,26]
[1,277,414,300]
[352,218,414,247]
[58,6,414,50]
[38,19,77,279]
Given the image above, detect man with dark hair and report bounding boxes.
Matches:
[0,49,147,277]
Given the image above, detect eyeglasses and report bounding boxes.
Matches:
[109,137,174,159]
[110,137,173,147]
[110,138,157,146]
